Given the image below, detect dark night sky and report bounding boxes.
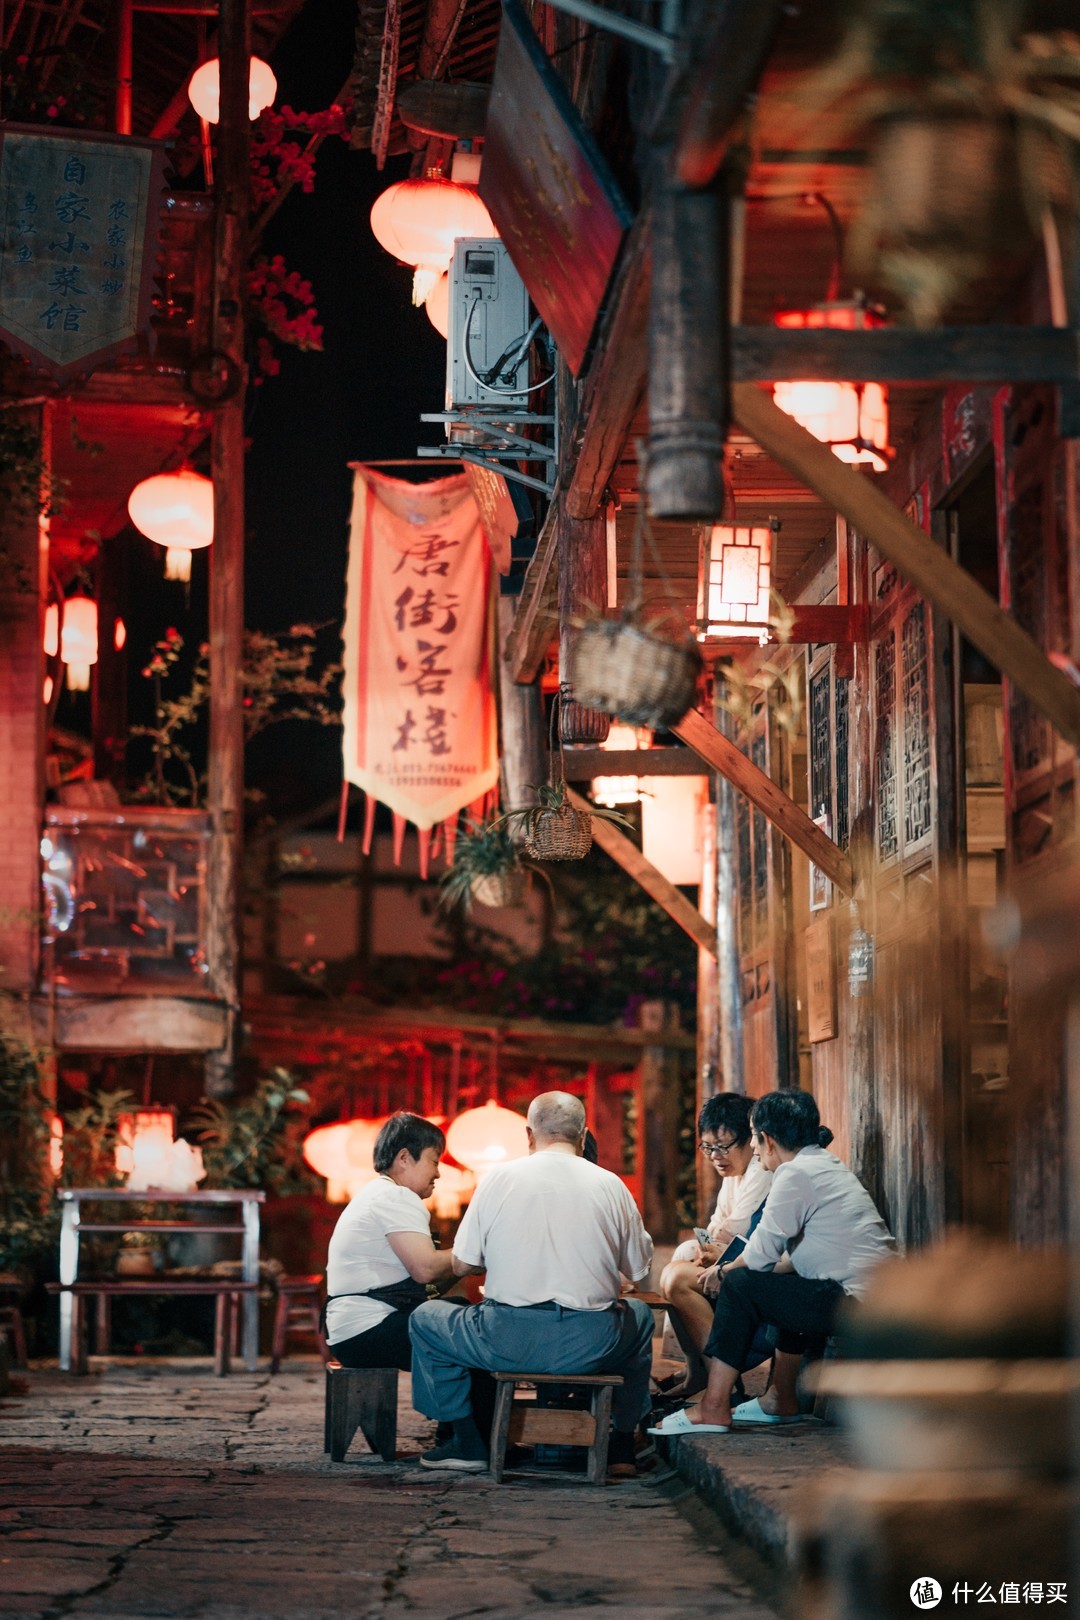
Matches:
[243,0,448,809]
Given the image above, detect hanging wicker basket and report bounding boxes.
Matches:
[570,615,702,729]
[470,868,528,909]
[523,803,594,862]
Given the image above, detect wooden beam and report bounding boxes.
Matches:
[504,495,559,683]
[730,326,1080,385]
[560,746,706,779]
[674,0,788,188]
[564,217,649,521]
[565,787,717,957]
[700,605,870,655]
[31,995,229,1053]
[733,384,1080,750]
[672,706,856,894]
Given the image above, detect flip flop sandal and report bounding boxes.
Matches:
[646,1407,731,1437]
[732,1397,801,1426]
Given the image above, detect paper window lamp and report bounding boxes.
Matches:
[697,522,776,641]
[772,300,892,473]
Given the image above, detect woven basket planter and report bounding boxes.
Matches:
[523,804,593,862]
[470,868,528,909]
[570,617,701,729]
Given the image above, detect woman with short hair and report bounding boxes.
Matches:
[325,1112,456,1370]
[650,1089,895,1435]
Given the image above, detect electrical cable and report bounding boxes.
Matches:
[461,293,554,398]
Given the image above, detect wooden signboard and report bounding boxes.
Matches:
[480,0,631,377]
[805,915,838,1044]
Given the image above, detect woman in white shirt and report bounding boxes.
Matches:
[659,1093,772,1395]
[325,1113,457,1369]
[650,1089,895,1436]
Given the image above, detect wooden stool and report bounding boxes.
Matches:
[490,1372,623,1485]
[271,1275,327,1373]
[324,1360,398,1462]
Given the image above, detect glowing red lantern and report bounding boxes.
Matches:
[303,1117,388,1203]
[115,1107,175,1180]
[114,617,127,651]
[60,595,98,692]
[370,177,496,304]
[772,301,892,472]
[425,272,450,337]
[188,56,277,124]
[128,469,214,583]
[445,1101,529,1173]
[44,602,59,658]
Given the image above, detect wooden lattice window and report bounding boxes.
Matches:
[875,633,899,861]
[835,675,850,851]
[751,730,769,943]
[809,665,831,823]
[902,603,932,848]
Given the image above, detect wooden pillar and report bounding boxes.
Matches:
[557,504,610,744]
[646,157,727,520]
[0,404,47,997]
[496,593,543,816]
[696,788,720,1214]
[714,688,744,1095]
[639,1000,681,1243]
[115,0,133,135]
[205,0,250,1097]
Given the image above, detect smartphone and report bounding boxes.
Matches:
[693,1227,711,1247]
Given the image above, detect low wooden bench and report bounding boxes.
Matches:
[271,1275,327,1373]
[490,1371,624,1485]
[46,1280,258,1375]
[324,1360,398,1462]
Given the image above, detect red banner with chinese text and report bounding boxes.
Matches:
[342,467,499,833]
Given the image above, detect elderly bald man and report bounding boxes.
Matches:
[409,1091,655,1473]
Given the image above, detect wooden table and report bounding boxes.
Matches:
[56,1188,264,1372]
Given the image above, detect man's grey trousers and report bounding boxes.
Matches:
[409,1296,655,1434]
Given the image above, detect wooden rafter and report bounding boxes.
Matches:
[730,326,1080,385]
[503,495,559,682]
[672,707,856,894]
[732,383,1080,750]
[565,788,717,957]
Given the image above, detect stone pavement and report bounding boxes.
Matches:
[0,1362,787,1619]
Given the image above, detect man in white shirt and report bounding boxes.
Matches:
[409,1091,655,1472]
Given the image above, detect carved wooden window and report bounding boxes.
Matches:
[751,729,769,943]
[809,665,831,824]
[902,602,932,848]
[736,791,751,953]
[835,675,850,851]
[875,633,899,862]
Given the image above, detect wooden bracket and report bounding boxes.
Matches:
[503,496,560,683]
[733,383,1080,750]
[672,706,856,895]
[699,604,870,657]
[564,787,718,957]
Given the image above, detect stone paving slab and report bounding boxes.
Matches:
[0,1363,787,1619]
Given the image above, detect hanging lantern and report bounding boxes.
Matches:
[772,301,892,472]
[427,1161,476,1220]
[188,56,277,124]
[592,723,651,809]
[445,1100,529,1173]
[115,1107,175,1182]
[302,1117,388,1203]
[425,272,450,337]
[49,1116,64,1178]
[60,595,98,691]
[114,617,127,652]
[370,177,496,304]
[128,469,214,583]
[697,522,776,642]
[44,602,59,658]
[43,674,54,705]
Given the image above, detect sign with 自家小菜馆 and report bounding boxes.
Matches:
[0,125,167,380]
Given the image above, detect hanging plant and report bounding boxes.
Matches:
[439,818,535,911]
[497,779,634,864]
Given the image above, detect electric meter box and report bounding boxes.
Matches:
[447,237,530,411]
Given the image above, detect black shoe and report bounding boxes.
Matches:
[419,1439,489,1472]
[607,1430,639,1480]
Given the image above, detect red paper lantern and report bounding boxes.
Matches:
[772,301,892,473]
[302,1117,388,1203]
[370,178,496,304]
[425,272,450,337]
[60,595,98,692]
[188,56,277,124]
[445,1101,529,1173]
[128,469,214,582]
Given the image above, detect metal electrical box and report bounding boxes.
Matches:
[447,237,531,410]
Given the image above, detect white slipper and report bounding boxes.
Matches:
[647,1406,731,1437]
[732,1397,800,1426]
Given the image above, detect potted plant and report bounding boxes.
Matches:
[439,818,532,911]
[116,1228,161,1277]
[497,780,634,863]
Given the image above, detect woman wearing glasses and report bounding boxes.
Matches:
[658,1093,772,1397]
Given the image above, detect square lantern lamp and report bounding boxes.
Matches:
[697,521,777,642]
[772,300,892,473]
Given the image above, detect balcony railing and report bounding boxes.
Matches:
[41,806,211,996]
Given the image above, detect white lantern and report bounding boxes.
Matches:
[128,469,214,583]
[446,1101,529,1173]
[60,595,98,691]
[188,56,277,124]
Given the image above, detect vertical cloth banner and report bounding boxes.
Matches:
[342,467,500,832]
[0,125,166,380]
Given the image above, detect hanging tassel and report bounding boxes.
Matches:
[417,826,431,881]
[430,822,444,863]
[443,814,459,867]
[336,779,350,843]
[468,794,486,824]
[362,793,377,857]
[392,812,407,865]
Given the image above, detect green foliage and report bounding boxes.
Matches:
[58,1090,134,1190]
[495,779,635,841]
[438,819,537,914]
[0,414,64,521]
[0,1033,55,1276]
[189,1070,315,1193]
